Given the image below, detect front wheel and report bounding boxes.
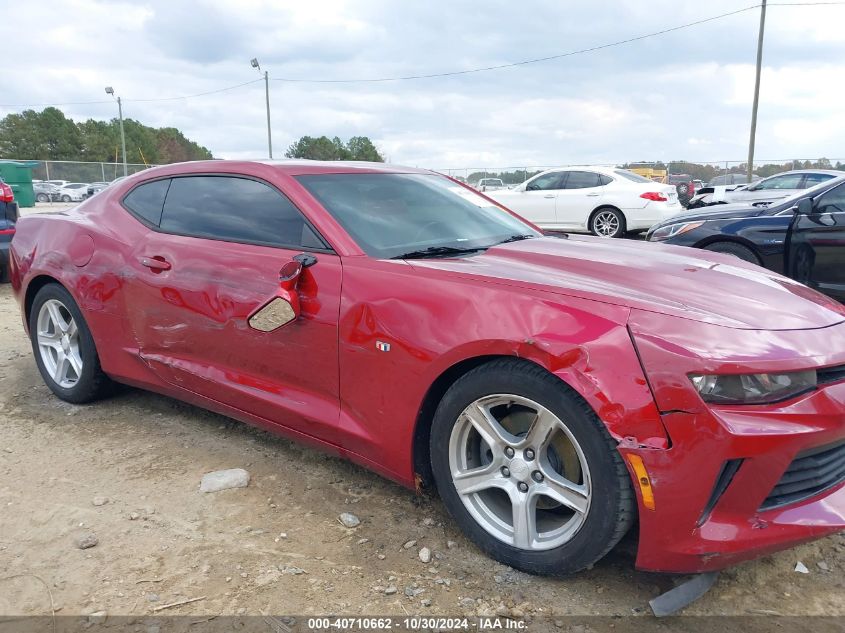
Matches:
[703,241,759,265]
[29,284,113,403]
[61,195,71,202]
[430,359,634,576]
[36,193,49,203]
[589,208,626,238]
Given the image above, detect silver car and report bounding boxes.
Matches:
[721,169,843,206]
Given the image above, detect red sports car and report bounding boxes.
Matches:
[9,160,845,576]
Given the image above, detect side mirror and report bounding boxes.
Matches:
[248,254,317,332]
[796,198,813,215]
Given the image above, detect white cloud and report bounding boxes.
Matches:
[3,0,845,168]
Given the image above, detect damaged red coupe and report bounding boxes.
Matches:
[9,160,845,575]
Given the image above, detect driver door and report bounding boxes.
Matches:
[121,174,344,443]
[511,171,565,226]
[787,182,845,301]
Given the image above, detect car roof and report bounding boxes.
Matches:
[131,159,431,178]
[762,169,844,177]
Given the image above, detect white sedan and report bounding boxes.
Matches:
[56,183,91,202]
[487,167,681,238]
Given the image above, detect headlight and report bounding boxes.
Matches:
[649,221,705,241]
[689,370,817,405]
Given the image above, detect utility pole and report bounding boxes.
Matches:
[747,0,767,183]
[105,87,128,177]
[251,58,273,159]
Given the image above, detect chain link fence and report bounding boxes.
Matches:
[29,159,158,183]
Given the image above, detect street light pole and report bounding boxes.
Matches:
[747,0,767,184]
[251,58,273,159]
[105,86,128,177]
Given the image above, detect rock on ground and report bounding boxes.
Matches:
[199,468,250,493]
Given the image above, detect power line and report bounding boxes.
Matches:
[127,78,264,103]
[269,4,770,83]
[0,78,263,108]
[2,0,843,106]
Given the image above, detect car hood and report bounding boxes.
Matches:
[408,236,845,330]
[651,204,766,227]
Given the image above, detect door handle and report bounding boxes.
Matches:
[586,193,600,197]
[543,194,555,199]
[140,256,172,271]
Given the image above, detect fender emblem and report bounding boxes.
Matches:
[376,341,391,352]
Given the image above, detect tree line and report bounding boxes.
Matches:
[0,107,213,164]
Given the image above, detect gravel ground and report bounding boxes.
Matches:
[0,280,843,625]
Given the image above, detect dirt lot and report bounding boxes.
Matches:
[0,282,843,625]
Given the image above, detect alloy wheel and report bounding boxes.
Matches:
[592,211,620,237]
[448,394,591,551]
[36,299,83,388]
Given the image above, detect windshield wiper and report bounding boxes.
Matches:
[391,245,486,260]
[495,234,536,245]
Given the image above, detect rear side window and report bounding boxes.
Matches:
[159,175,324,249]
[123,179,170,226]
[598,174,613,186]
[803,173,836,187]
[564,171,601,189]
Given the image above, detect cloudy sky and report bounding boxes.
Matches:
[6,0,845,169]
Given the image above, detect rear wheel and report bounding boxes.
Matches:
[61,195,71,202]
[430,359,634,575]
[589,207,626,238]
[29,284,113,403]
[36,193,48,203]
[703,241,759,264]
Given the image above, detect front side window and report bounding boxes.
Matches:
[159,176,324,249]
[296,173,539,259]
[563,171,601,189]
[816,183,845,214]
[525,172,564,191]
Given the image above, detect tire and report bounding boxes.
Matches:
[36,193,48,203]
[29,283,113,403]
[430,358,634,576]
[589,207,626,238]
[61,195,71,202]
[677,183,689,195]
[0,260,8,284]
[703,241,759,264]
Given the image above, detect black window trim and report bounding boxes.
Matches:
[120,173,335,254]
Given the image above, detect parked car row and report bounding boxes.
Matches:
[688,170,841,209]
[32,178,121,203]
[7,159,845,587]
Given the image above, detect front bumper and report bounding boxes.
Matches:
[623,396,845,573]
[626,311,845,573]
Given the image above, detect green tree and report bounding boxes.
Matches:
[346,136,384,161]
[285,135,383,162]
[0,107,83,159]
[0,107,213,164]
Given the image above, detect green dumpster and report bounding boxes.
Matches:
[0,160,39,207]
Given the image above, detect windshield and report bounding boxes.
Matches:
[296,173,539,259]
[614,170,653,183]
